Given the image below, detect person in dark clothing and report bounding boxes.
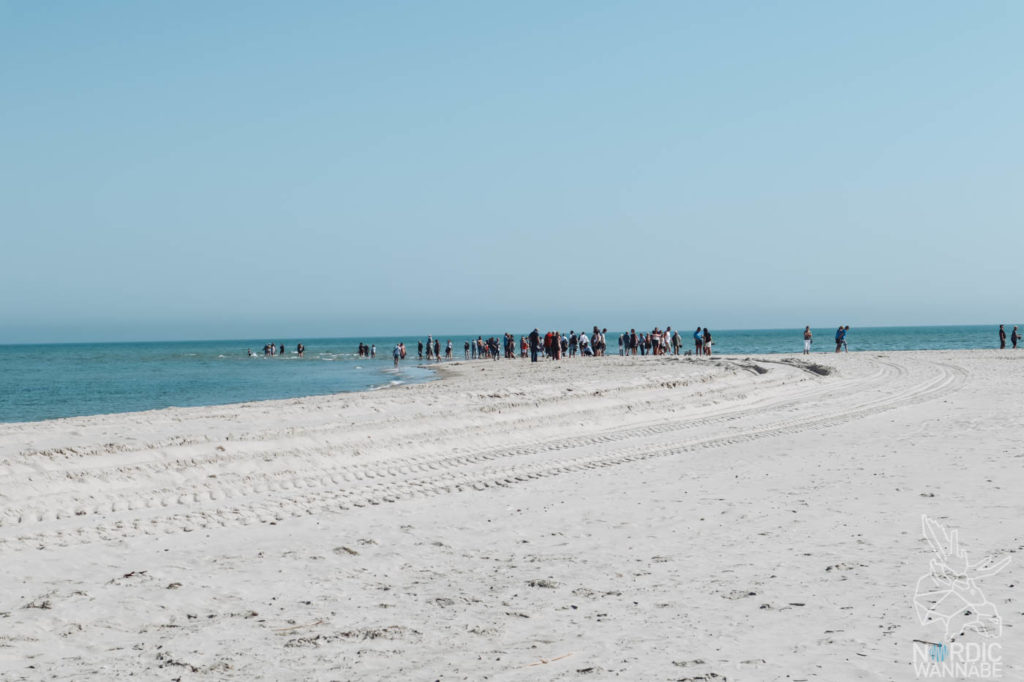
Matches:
[999,324,1007,349]
[528,328,541,362]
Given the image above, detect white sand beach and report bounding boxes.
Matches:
[0,351,1020,680]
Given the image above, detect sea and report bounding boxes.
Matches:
[0,325,1009,424]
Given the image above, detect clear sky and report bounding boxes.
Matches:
[2,1,1022,343]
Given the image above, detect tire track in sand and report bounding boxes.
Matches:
[0,357,963,549]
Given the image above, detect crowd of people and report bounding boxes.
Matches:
[411,326,724,363]
[249,325,1020,365]
[334,326,724,369]
[520,327,717,361]
[416,337,451,361]
[398,325,862,365]
[248,342,305,358]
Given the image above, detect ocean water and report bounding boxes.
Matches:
[0,338,435,424]
[0,326,1011,424]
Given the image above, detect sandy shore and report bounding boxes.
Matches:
[0,351,1021,680]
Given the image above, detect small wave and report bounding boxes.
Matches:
[369,380,404,391]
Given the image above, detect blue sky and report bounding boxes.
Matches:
[2,1,1022,343]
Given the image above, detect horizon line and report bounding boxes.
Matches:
[0,322,1012,348]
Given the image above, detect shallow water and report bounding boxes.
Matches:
[0,338,434,423]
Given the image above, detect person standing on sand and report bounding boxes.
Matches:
[803,326,812,354]
[528,329,540,362]
[843,325,850,352]
[703,328,713,356]
[999,324,1007,349]
[835,326,846,353]
[694,327,703,356]
[1012,326,1019,349]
